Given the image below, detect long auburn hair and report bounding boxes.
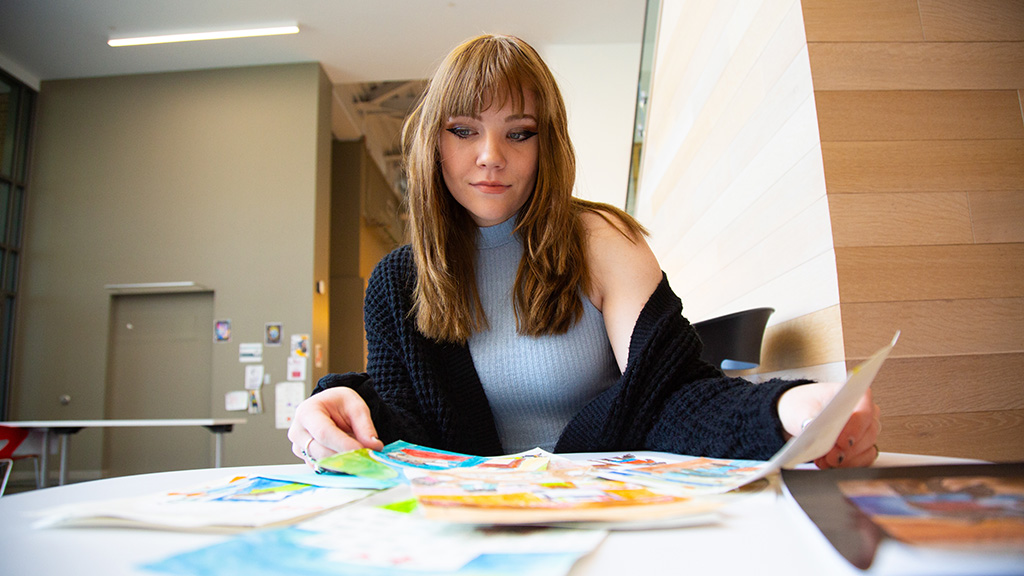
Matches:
[402,34,645,344]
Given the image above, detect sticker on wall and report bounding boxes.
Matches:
[214,319,232,342]
[287,356,306,381]
[248,389,263,414]
[265,323,282,346]
[275,381,305,429]
[290,334,309,358]
[239,343,263,363]
[225,390,248,412]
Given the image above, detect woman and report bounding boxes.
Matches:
[289,34,880,469]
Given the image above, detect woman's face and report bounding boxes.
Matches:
[439,89,539,228]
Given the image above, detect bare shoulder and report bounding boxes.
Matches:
[580,209,661,310]
[579,209,659,273]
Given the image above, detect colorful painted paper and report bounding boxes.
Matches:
[590,454,768,496]
[317,448,401,481]
[31,475,372,532]
[373,440,489,470]
[258,469,398,491]
[395,448,726,524]
[783,462,1024,570]
[839,475,1024,549]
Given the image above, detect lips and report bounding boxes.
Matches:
[472,181,510,194]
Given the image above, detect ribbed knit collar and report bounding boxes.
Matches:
[476,217,519,250]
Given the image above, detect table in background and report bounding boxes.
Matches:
[0,418,246,486]
[0,453,1020,576]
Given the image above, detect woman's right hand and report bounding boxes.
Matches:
[287,387,384,468]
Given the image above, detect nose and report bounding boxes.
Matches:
[477,131,506,169]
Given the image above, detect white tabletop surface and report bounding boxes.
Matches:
[0,453,1020,576]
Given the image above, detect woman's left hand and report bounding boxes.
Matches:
[777,382,881,469]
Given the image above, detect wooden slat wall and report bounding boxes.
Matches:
[802,0,1024,461]
[635,0,848,383]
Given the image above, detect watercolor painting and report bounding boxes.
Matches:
[402,450,724,524]
[839,475,1024,549]
[593,455,767,495]
[374,440,488,470]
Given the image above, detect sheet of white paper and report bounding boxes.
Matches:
[766,331,900,472]
[286,356,306,381]
[275,381,305,429]
[244,364,264,390]
[224,390,248,411]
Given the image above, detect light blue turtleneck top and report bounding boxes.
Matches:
[469,218,621,453]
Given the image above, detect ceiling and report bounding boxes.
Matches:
[0,1,647,86]
[0,0,648,197]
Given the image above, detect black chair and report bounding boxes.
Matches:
[692,307,774,371]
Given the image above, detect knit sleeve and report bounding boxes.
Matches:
[555,274,810,460]
[643,375,805,460]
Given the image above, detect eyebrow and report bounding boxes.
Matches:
[446,113,537,123]
[505,113,537,123]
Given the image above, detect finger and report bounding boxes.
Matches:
[291,410,356,461]
[289,394,362,460]
[329,386,382,449]
[287,418,317,461]
[813,454,831,470]
[306,413,364,457]
[821,409,881,469]
[319,387,383,453]
[298,436,320,469]
[288,433,319,470]
[843,417,881,467]
[849,410,880,455]
[837,392,876,447]
[824,393,877,465]
[843,442,880,468]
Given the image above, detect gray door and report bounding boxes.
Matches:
[103,291,213,477]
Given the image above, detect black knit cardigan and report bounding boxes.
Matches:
[314,245,810,460]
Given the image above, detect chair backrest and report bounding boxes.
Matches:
[0,426,31,459]
[693,307,775,371]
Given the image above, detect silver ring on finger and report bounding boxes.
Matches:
[302,437,324,473]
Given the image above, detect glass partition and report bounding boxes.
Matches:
[0,70,35,419]
[625,0,661,215]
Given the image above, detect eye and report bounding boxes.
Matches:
[445,126,475,139]
[508,129,538,142]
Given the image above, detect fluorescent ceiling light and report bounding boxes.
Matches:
[109,25,299,47]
